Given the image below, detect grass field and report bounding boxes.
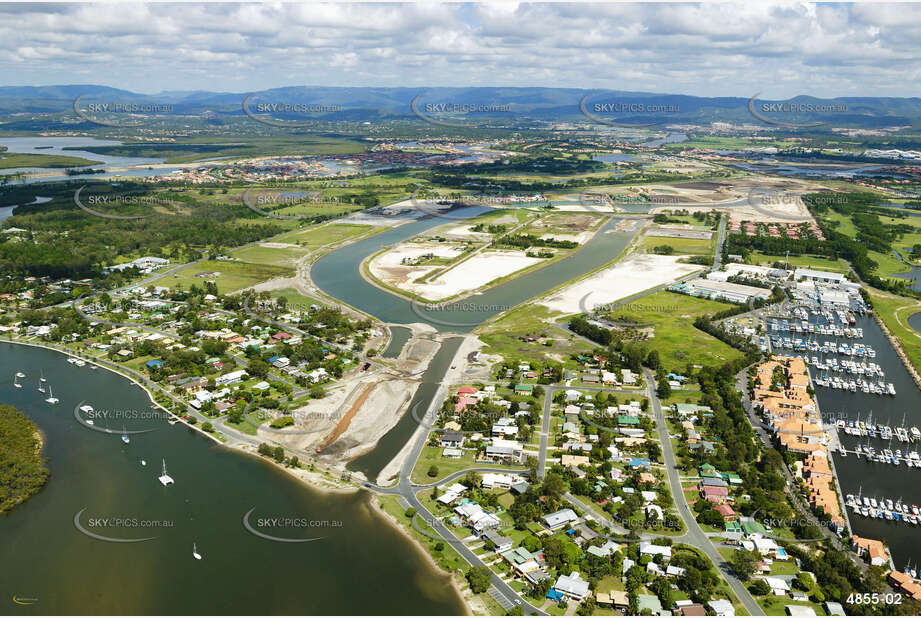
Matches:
[155,259,292,294]
[747,251,851,273]
[635,233,714,256]
[277,222,375,247]
[868,288,921,376]
[0,152,101,169]
[477,304,594,367]
[231,244,308,267]
[604,290,744,370]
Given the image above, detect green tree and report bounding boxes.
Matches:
[729,548,760,581]
[466,565,492,594]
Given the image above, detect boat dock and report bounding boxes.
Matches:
[846,492,921,527]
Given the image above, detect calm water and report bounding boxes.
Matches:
[813,315,921,569]
[0,137,171,184]
[382,326,413,358]
[312,214,639,332]
[909,312,921,335]
[0,342,464,615]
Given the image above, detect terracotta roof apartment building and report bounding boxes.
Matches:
[888,570,921,601]
[852,535,889,567]
[754,356,843,530]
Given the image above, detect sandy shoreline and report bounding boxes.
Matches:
[372,493,475,615]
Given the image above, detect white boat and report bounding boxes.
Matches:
[15,371,25,378]
[140,459,147,466]
[79,404,94,414]
[74,359,85,367]
[45,386,58,404]
[158,459,174,486]
[13,374,22,388]
[40,371,46,384]
[192,543,202,560]
[122,434,130,445]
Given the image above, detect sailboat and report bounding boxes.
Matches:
[192,543,202,560]
[15,371,25,378]
[158,459,174,486]
[40,370,46,384]
[121,426,130,445]
[44,386,58,404]
[13,374,22,388]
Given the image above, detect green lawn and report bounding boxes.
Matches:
[230,244,308,267]
[477,304,592,367]
[603,290,745,371]
[153,259,292,294]
[635,233,715,256]
[868,288,921,376]
[747,251,851,274]
[277,222,376,247]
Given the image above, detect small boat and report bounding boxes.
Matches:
[40,371,46,384]
[140,459,147,466]
[74,359,85,367]
[158,459,174,486]
[15,371,25,378]
[192,543,202,560]
[13,374,22,389]
[45,386,58,404]
[121,433,130,445]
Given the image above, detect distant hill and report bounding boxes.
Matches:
[0,84,920,128]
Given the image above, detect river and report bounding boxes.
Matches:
[0,137,178,184]
[0,342,465,615]
[809,314,921,570]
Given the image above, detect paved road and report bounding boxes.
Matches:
[643,368,763,616]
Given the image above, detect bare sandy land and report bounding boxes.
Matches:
[375,334,483,485]
[540,254,703,315]
[408,251,541,301]
[260,242,301,249]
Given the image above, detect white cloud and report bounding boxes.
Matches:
[0,2,918,97]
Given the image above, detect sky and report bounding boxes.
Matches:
[2,2,921,98]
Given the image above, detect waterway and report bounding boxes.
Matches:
[0,137,175,184]
[312,213,639,332]
[0,196,51,223]
[0,342,465,615]
[382,326,413,358]
[909,312,921,335]
[809,314,921,569]
[347,337,464,481]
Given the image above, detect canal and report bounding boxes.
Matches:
[312,213,640,332]
[0,342,465,615]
